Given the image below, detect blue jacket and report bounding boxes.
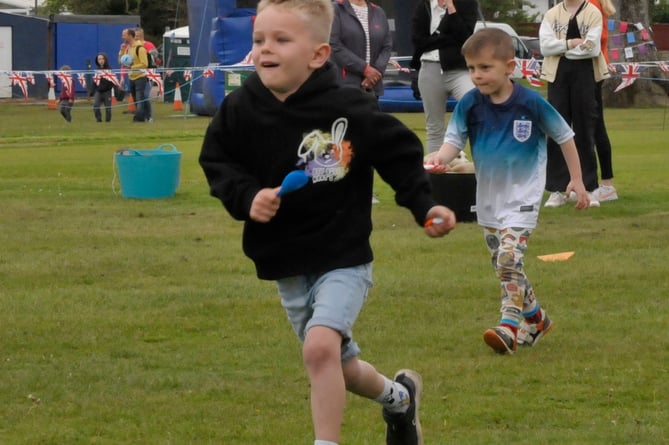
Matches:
[330,0,392,96]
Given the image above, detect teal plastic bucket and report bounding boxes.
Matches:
[115,144,181,199]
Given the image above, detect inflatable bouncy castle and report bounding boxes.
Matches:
[186,0,255,116]
[183,0,445,115]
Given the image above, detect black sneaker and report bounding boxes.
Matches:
[382,369,423,445]
[483,326,517,354]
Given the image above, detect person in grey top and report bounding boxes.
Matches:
[330,0,392,98]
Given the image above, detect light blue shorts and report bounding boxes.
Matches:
[276,263,373,363]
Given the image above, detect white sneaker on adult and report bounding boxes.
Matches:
[593,185,618,202]
[544,192,566,208]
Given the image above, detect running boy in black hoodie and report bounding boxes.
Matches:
[199,1,456,444]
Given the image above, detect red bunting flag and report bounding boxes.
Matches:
[145,69,164,96]
[9,71,35,99]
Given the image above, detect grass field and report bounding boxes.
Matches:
[1,99,668,444]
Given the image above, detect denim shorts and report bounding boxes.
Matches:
[276,263,373,363]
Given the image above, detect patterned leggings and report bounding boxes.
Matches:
[483,227,539,328]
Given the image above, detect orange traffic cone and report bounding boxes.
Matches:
[111,88,118,106]
[173,82,183,111]
[47,83,57,110]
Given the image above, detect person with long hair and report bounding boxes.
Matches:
[91,53,114,122]
[589,0,618,201]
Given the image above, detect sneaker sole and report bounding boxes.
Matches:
[395,369,423,445]
[598,194,618,202]
[483,329,515,354]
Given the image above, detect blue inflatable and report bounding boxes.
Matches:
[186,0,456,115]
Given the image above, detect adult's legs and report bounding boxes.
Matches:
[93,91,103,122]
[443,68,475,101]
[132,77,148,122]
[545,65,573,192]
[418,62,449,153]
[569,60,599,192]
[594,80,613,181]
[143,80,153,121]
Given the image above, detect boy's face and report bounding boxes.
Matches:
[465,47,515,99]
[252,5,330,102]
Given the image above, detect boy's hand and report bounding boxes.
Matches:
[424,205,456,237]
[423,151,451,174]
[565,182,590,209]
[249,188,281,222]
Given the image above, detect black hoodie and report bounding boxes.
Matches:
[200,63,436,280]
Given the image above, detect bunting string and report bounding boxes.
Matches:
[2,56,669,101]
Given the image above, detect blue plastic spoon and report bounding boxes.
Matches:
[277,170,310,197]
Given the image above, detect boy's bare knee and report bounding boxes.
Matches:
[303,326,341,371]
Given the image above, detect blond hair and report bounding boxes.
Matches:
[599,0,616,16]
[462,28,515,62]
[256,0,334,43]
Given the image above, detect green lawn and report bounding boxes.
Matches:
[0,100,668,444]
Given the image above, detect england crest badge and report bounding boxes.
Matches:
[513,120,532,142]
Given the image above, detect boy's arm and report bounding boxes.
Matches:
[199,105,263,221]
[559,138,590,209]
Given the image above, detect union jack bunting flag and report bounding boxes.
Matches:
[614,63,640,92]
[517,58,544,87]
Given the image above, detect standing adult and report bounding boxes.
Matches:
[589,0,618,201]
[135,27,159,122]
[540,0,609,207]
[410,0,479,153]
[329,0,392,98]
[118,28,150,123]
[91,52,114,122]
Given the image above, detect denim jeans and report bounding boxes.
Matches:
[130,76,149,122]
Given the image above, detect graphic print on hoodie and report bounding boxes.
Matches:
[296,117,353,183]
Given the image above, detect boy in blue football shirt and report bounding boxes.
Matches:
[425,27,590,354]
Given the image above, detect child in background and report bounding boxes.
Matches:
[425,28,590,354]
[199,0,456,443]
[91,53,114,122]
[58,65,75,122]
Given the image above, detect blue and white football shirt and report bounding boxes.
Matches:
[444,82,574,229]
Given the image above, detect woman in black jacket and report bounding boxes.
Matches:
[91,52,114,122]
[411,0,478,153]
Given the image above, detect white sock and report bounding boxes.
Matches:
[314,441,337,445]
[375,376,410,414]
